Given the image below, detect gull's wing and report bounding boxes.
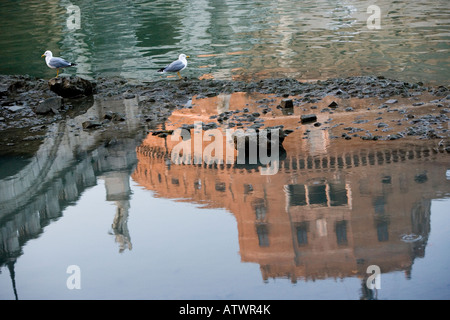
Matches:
[48,57,73,68]
[162,59,186,72]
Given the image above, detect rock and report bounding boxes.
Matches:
[385,99,398,104]
[280,99,293,109]
[328,101,338,108]
[112,112,126,121]
[123,92,135,99]
[48,76,95,98]
[82,120,102,129]
[6,105,26,112]
[35,96,63,115]
[300,114,317,123]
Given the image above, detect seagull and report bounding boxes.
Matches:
[157,54,189,79]
[41,50,77,77]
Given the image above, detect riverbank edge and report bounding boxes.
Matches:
[0,74,449,156]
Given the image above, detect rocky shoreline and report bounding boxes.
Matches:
[1,74,449,156]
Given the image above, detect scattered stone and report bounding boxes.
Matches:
[328,101,338,108]
[48,76,95,98]
[35,96,63,115]
[385,99,398,104]
[280,99,293,109]
[82,120,102,129]
[300,114,317,123]
[6,105,26,112]
[123,92,135,99]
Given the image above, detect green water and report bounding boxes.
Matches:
[1,0,449,83]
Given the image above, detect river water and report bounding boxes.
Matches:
[1,0,450,301]
[0,0,449,84]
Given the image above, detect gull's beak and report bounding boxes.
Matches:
[41,54,45,57]
[186,55,190,58]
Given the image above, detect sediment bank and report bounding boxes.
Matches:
[1,74,449,156]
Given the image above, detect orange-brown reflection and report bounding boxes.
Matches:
[132,93,449,286]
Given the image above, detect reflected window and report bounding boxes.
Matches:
[252,198,266,221]
[329,183,348,206]
[376,220,389,242]
[335,220,348,246]
[171,178,179,185]
[287,184,307,206]
[373,196,385,215]
[256,224,269,247]
[296,222,309,246]
[244,184,253,194]
[215,181,226,192]
[308,185,327,206]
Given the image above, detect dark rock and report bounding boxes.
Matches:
[123,92,135,99]
[300,114,317,123]
[328,101,338,108]
[388,134,402,140]
[82,120,102,129]
[280,99,293,109]
[48,76,95,98]
[112,112,126,121]
[35,96,63,115]
[104,111,113,120]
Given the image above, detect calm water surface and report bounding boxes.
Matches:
[1,0,450,300]
[1,92,450,300]
[0,0,449,84]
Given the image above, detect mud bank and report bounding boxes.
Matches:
[1,74,449,156]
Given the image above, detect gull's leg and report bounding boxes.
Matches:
[177,71,181,79]
[56,69,59,77]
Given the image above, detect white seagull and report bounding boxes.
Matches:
[157,54,189,79]
[41,50,77,77]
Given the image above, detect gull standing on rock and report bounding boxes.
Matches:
[41,50,77,77]
[157,54,189,79]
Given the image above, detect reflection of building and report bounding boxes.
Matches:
[0,96,144,298]
[133,121,447,291]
